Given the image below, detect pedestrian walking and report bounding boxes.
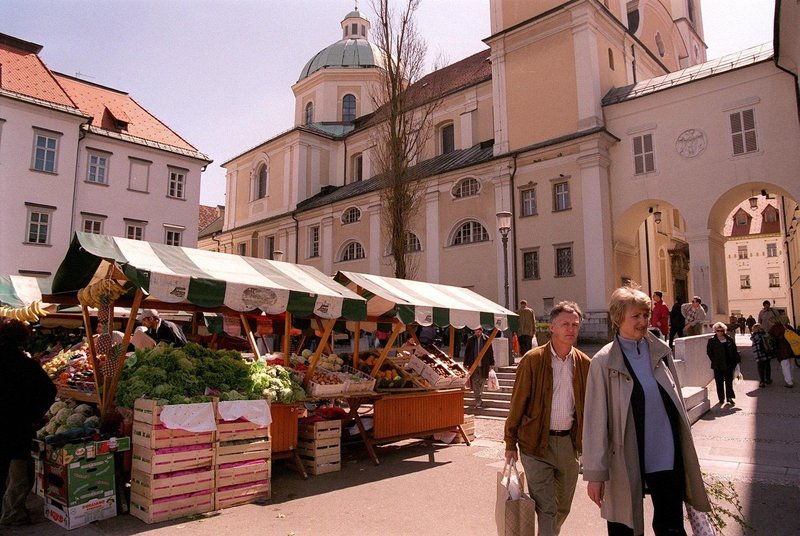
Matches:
[706,322,741,405]
[737,315,746,335]
[515,299,536,355]
[746,314,756,334]
[583,286,710,536]
[668,297,685,348]
[463,327,494,408]
[650,291,669,340]
[751,323,773,387]
[769,319,796,388]
[504,301,591,536]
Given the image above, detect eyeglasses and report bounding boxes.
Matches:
[715,329,725,333]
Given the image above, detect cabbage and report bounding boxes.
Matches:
[66,413,86,427]
[74,404,94,416]
[84,416,100,429]
[55,425,70,435]
[53,408,72,425]
[48,401,67,416]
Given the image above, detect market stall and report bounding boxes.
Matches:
[47,232,368,476]
[332,271,519,464]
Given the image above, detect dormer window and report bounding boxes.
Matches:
[305,102,313,125]
[342,94,356,122]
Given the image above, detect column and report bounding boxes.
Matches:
[685,229,727,320]
[368,203,382,274]
[321,216,334,275]
[425,188,441,282]
[570,5,604,130]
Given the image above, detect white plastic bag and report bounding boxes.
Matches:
[501,462,523,500]
[734,364,743,384]
[487,369,500,391]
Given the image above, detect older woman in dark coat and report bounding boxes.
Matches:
[706,322,741,405]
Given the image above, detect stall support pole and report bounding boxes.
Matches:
[369,320,404,377]
[103,289,144,417]
[240,313,261,359]
[313,319,334,356]
[449,328,455,359]
[466,327,499,377]
[81,304,102,399]
[406,325,421,345]
[352,321,361,367]
[302,318,337,389]
[283,312,292,365]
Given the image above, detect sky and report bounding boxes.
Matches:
[3,0,776,207]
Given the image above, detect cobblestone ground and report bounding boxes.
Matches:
[474,415,505,441]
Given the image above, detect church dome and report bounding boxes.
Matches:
[297,10,385,81]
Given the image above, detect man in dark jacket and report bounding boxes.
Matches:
[0,319,56,526]
[463,327,494,408]
[139,309,187,347]
[668,297,686,348]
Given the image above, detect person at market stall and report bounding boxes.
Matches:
[582,286,710,536]
[139,309,187,347]
[463,326,494,408]
[515,299,536,355]
[0,318,57,526]
[89,317,134,352]
[504,301,591,536]
[649,291,669,341]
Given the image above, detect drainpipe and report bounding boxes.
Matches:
[509,153,519,306]
[69,124,89,236]
[291,211,299,264]
[780,195,797,326]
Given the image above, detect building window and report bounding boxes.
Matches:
[735,212,748,226]
[452,177,480,199]
[523,250,540,280]
[129,158,150,192]
[265,235,276,259]
[405,232,421,253]
[441,123,455,154]
[608,48,614,70]
[165,229,183,246]
[767,242,777,257]
[737,245,748,260]
[768,273,780,288]
[351,153,363,183]
[87,152,109,184]
[237,243,246,256]
[126,222,144,240]
[633,133,655,174]
[342,94,356,122]
[553,181,571,212]
[305,102,313,125]
[254,165,267,200]
[730,109,757,155]
[764,207,778,223]
[739,274,751,289]
[32,131,59,173]
[309,225,320,258]
[167,168,186,199]
[26,208,53,244]
[521,188,537,217]
[452,220,489,246]
[655,32,666,57]
[340,241,365,262]
[341,207,361,224]
[555,245,574,277]
[82,217,103,234]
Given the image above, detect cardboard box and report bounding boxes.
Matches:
[44,454,115,506]
[46,437,131,466]
[44,492,116,530]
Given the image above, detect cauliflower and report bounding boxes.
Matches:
[48,401,67,416]
[73,404,94,416]
[66,413,86,427]
[53,408,72,425]
[84,416,100,429]
[301,349,312,358]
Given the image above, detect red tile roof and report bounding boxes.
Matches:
[198,204,222,232]
[54,74,199,152]
[0,37,76,108]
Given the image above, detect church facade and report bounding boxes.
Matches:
[204,0,800,336]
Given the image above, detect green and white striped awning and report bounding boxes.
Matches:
[51,233,367,320]
[0,275,51,308]
[334,271,519,332]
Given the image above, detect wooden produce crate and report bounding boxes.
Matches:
[373,389,464,439]
[130,467,214,500]
[215,438,271,466]
[297,420,341,475]
[215,459,271,489]
[451,414,476,444]
[131,445,215,475]
[132,421,214,449]
[215,480,270,510]
[216,419,269,443]
[130,490,215,524]
[270,404,303,454]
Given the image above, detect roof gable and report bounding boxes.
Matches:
[0,38,76,108]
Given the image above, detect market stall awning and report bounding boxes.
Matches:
[334,271,518,332]
[51,232,367,320]
[0,275,51,308]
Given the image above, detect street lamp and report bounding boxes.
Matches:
[496,211,512,309]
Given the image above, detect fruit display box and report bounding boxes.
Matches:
[44,453,115,506]
[215,459,271,489]
[298,420,341,475]
[131,444,215,475]
[215,438,271,466]
[44,492,117,530]
[130,467,214,500]
[132,420,214,449]
[130,490,214,524]
[46,436,131,466]
[216,419,270,443]
[214,480,270,510]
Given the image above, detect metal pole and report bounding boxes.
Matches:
[502,233,510,309]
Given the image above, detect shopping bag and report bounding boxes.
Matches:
[496,463,537,536]
[686,502,716,536]
[487,369,501,391]
[783,328,800,356]
[512,333,521,356]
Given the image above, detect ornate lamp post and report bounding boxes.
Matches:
[496,211,512,309]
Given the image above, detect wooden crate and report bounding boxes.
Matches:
[269,404,302,453]
[217,419,270,443]
[132,420,215,449]
[215,459,271,488]
[130,467,214,500]
[214,480,270,510]
[130,490,214,524]
[131,445,214,475]
[300,457,341,475]
[373,389,464,439]
[298,420,342,441]
[297,436,340,460]
[451,414,476,444]
[215,439,271,466]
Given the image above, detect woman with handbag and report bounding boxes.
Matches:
[769,320,796,388]
[706,322,741,405]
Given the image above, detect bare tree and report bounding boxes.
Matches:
[369,0,441,279]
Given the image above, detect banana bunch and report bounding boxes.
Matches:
[0,299,49,324]
[77,279,127,308]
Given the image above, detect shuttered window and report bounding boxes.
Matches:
[633,133,655,174]
[730,109,757,155]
